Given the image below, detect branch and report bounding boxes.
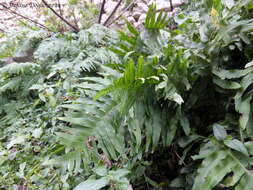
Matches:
[169,0,173,12]
[98,0,106,24]
[107,0,135,27]
[103,0,123,26]
[0,3,53,32]
[41,0,79,32]
[57,0,63,16]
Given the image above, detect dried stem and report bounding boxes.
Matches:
[0,3,53,32]
[103,0,123,26]
[41,0,79,32]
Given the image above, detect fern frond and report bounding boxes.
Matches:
[53,73,123,170]
[145,4,169,30]
[0,77,22,94]
[111,18,170,60]
[95,57,148,100]
[0,62,40,77]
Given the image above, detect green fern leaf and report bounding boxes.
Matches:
[145,4,169,30]
[193,142,253,190]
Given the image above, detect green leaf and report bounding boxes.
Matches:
[235,172,253,190]
[125,19,139,37]
[7,135,26,149]
[180,116,191,136]
[48,95,57,107]
[213,124,227,140]
[178,135,202,148]
[74,177,109,190]
[224,139,249,156]
[193,144,251,190]
[212,67,253,79]
[213,77,241,89]
[93,166,108,177]
[235,94,252,130]
[168,93,184,105]
[144,4,168,29]
[245,60,253,68]
[245,141,253,155]
[193,150,230,190]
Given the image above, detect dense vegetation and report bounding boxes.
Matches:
[0,0,253,189]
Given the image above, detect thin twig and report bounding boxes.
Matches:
[103,0,123,26]
[41,0,79,32]
[0,3,53,32]
[98,0,106,24]
[107,0,135,26]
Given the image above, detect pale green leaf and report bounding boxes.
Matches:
[7,135,26,149]
[224,139,249,156]
[213,77,241,89]
[213,124,227,140]
[245,60,253,68]
[74,177,109,190]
